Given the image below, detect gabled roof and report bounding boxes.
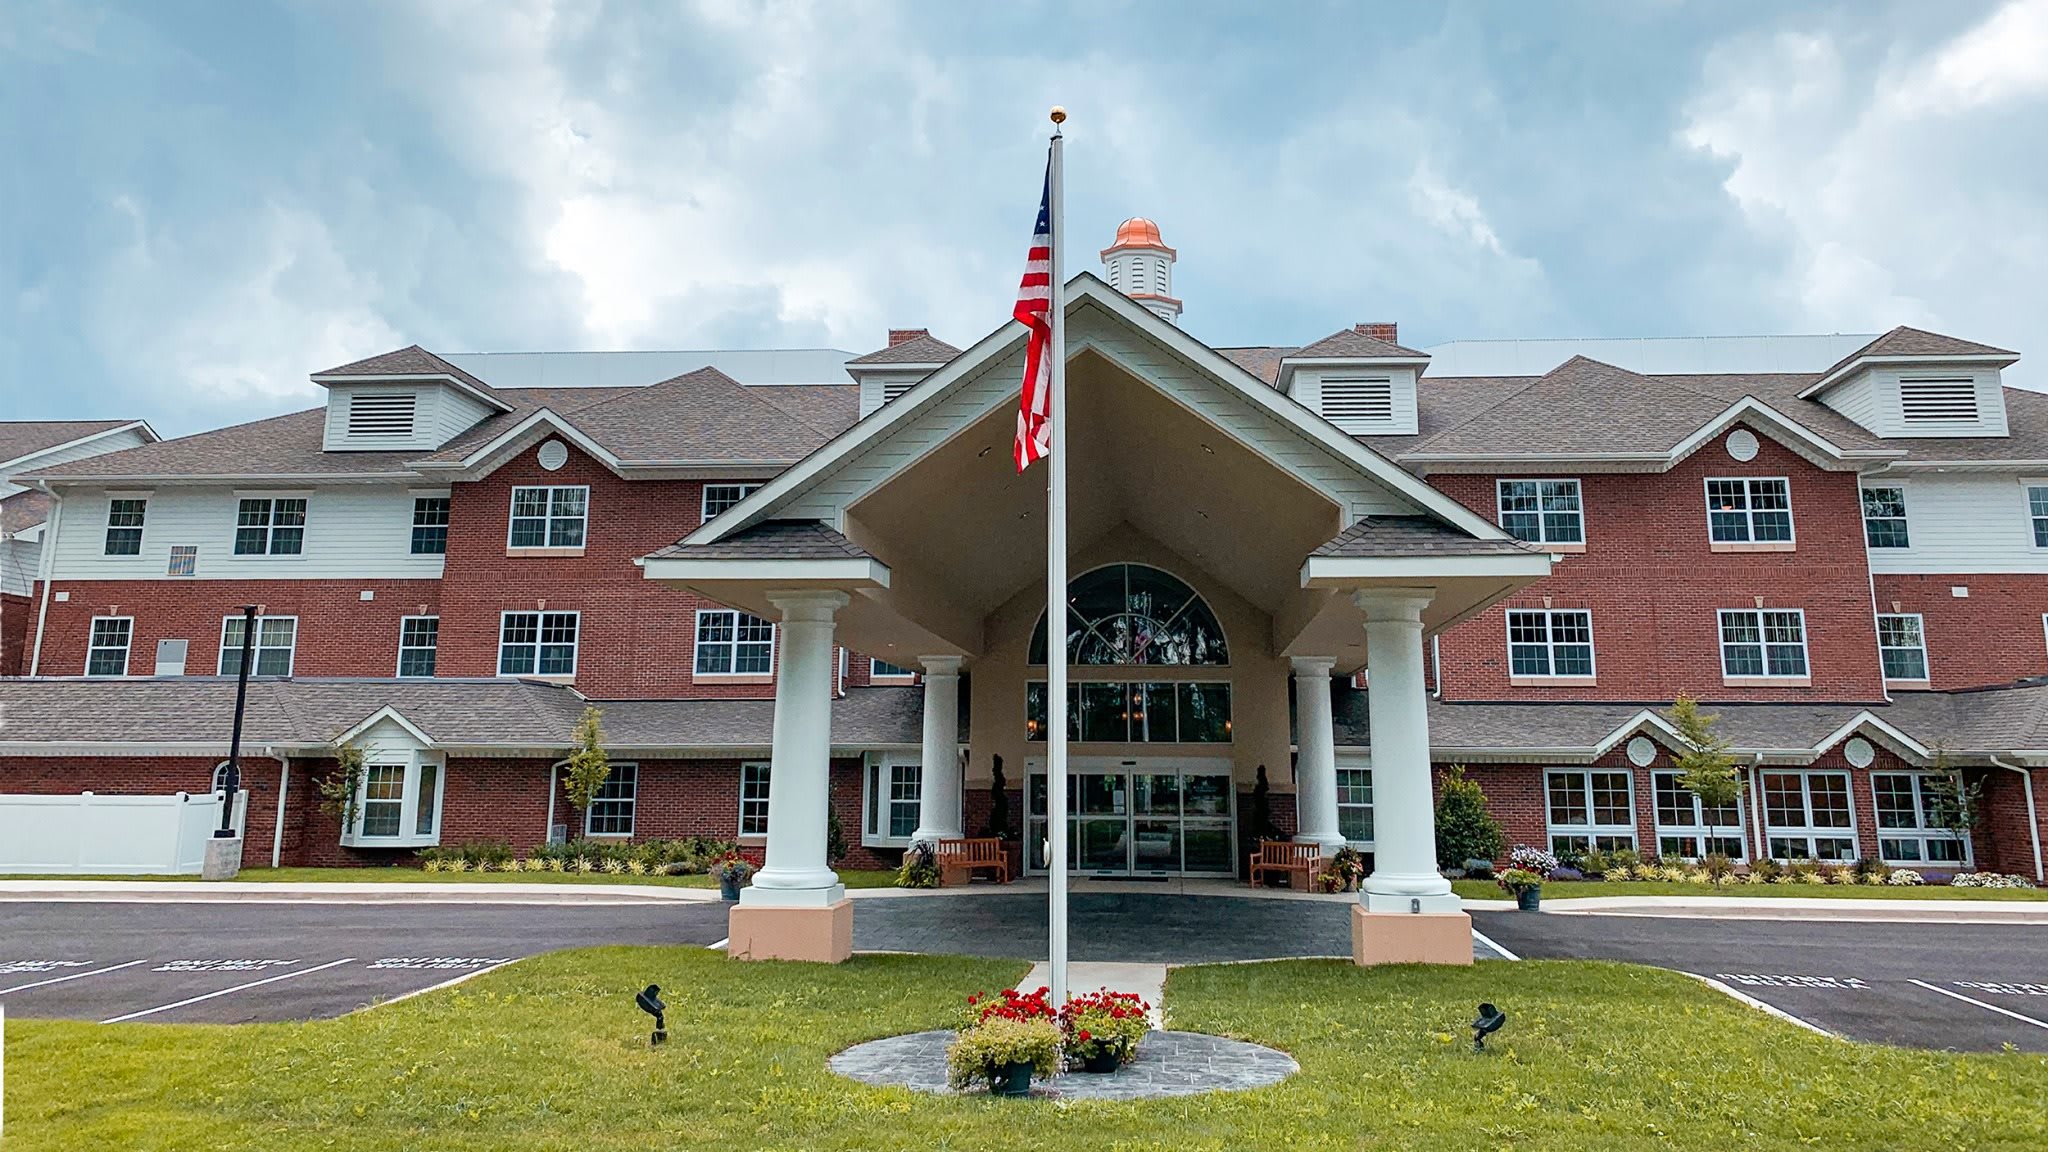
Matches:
[1313,516,1543,558]
[645,519,871,561]
[21,409,423,482]
[1802,325,2019,397]
[0,420,152,466]
[312,344,514,413]
[846,333,962,366]
[1287,326,1429,360]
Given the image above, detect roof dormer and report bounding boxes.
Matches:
[1277,323,1430,436]
[312,345,513,452]
[846,329,961,419]
[1799,326,2019,439]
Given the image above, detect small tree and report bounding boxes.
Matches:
[560,706,613,824]
[316,741,366,832]
[827,807,848,864]
[984,754,1012,839]
[1249,764,1276,841]
[1668,695,1742,881]
[1921,745,1982,848]
[1434,764,1504,872]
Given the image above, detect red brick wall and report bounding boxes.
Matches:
[431,441,779,698]
[0,754,288,868]
[1428,425,1887,704]
[0,591,28,677]
[1977,766,2048,880]
[31,579,441,677]
[1873,573,2048,690]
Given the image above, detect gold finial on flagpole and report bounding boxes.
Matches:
[1049,106,1067,125]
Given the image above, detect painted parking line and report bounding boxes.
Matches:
[1469,928,1518,961]
[0,959,148,996]
[352,959,520,1014]
[1685,972,1837,1037]
[101,957,358,1024]
[1909,979,2048,1032]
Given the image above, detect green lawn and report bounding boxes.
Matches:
[1451,878,2048,901]
[8,949,2047,1150]
[0,866,904,890]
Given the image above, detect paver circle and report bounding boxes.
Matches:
[829,1028,1298,1100]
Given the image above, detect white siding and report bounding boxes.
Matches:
[784,308,1415,522]
[1865,473,2048,574]
[1291,368,1420,436]
[1822,367,2008,439]
[0,537,38,596]
[1820,373,1879,430]
[46,484,445,582]
[853,371,926,420]
[321,383,497,451]
[0,425,152,499]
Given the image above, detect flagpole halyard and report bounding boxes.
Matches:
[1044,106,1070,1009]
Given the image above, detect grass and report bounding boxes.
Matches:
[1450,878,2048,901]
[0,866,905,889]
[8,949,2048,1150]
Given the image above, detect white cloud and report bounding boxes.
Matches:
[1681,2,2048,385]
[1409,161,1507,256]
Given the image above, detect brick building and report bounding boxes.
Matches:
[4,220,2045,929]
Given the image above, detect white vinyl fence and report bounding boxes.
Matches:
[0,790,248,874]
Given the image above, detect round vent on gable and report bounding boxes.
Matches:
[1844,736,1875,768]
[537,439,570,471]
[1726,429,1760,461]
[1626,736,1657,767]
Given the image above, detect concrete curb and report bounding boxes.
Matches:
[1528,895,2048,923]
[0,880,723,906]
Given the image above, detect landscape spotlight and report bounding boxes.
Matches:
[636,983,667,1047]
[1470,1002,1507,1052]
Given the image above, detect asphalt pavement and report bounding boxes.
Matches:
[0,901,727,1024]
[1473,910,2048,1053]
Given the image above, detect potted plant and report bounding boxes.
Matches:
[1498,867,1544,911]
[949,987,1060,1095]
[709,850,754,901]
[1060,989,1150,1073]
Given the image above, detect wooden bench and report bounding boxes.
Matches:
[936,838,1011,886]
[1249,840,1323,890]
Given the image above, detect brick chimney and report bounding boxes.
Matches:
[1356,322,1399,345]
[887,328,930,347]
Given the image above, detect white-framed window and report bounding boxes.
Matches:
[220,615,297,677]
[86,616,133,677]
[870,658,916,683]
[1877,613,1929,682]
[1505,609,1595,679]
[1718,608,1808,680]
[498,611,579,677]
[2030,486,2048,549]
[1336,766,1374,845]
[701,483,762,521]
[397,616,439,678]
[1496,479,1584,546]
[1651,770,1746,862]
[584,763,638,837]
[739,762,771,836]
[1871,772,1971,866]
[410,497,450,555]
[1860,486,1910,549]
[1760,770,1856,861]
[863,758,922,846]
[1704,477,1793,545]
[342,750,444,847]
[104,498,146,556]
[695,609,774,677]
[233,497,307,556]
[1545,769,1636,856]
[507,485,588,549]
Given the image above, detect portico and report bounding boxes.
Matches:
[643,276,1551,965]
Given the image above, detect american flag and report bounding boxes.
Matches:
[1012,156,1054,472]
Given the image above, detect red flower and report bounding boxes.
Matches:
[1078,1030,1091,1042]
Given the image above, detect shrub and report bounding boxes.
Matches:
[1851,856,1889,883]
[1608,848,1643,872]
[1547,866,1584,882]
[1701,853,1735,887]
[1434,765,1504,872]
[946,1017,1061,1091]
[1886,868,1925,886]
[897,841,941,888]
[1462,857,1496,880]
[1322,845,1365,891]
[1952,872,2037,889]
[1748,857,1783,883]
[1509,845,1560,875]
[416,840,514,870]
[1578,849,1611,878]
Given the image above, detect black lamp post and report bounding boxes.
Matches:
[216,604,258,839]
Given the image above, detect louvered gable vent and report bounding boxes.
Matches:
[347,392,418,440]
[1898,378,1978,424]
[1321,376,1396,431]
[881,379,917,403]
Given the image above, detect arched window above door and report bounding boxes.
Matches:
[1028,563,1228,666]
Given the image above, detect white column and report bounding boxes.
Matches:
[1355,589,1459,913]
[1290,657,1345,852]
[742,591,849,906]
[911,655,964,844]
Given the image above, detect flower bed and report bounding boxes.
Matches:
[418,836,743,876]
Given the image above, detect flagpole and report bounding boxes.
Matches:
[1044,106,1069,1008]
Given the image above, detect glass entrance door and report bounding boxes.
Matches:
[1027,760,1236,876]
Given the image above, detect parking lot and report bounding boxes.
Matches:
[0,901,728,1024]
[1473,910,2048,1053]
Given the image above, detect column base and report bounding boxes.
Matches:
[1351,905,1473,967]
[728,898,853,963]
[201,836,243,881]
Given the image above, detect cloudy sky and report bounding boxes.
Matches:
[3,0,2044,436]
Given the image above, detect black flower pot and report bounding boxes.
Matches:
[1516,886,1542,912]
[992,1060,1034,1096]
[1080,1049,1120,1074]
[719,877,742,901]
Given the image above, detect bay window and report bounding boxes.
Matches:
[863,757,923,847]
[340,749,446,848]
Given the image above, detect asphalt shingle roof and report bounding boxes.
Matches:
[1289,327,1429,360]
[315,344,507,403]
[1815,325,2019,383]
[0,420,136,465]
[846,334,962,366]
[645,520,870,561]
[1313,517,1542,558]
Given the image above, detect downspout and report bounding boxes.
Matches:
[544,762,559,843]
[1430,634,1442,699]
[1747,753,1767,861]
[1859,466,1893,706]
[1989,756,2045,884]
[27,483,61,676]
[271,750,289,868]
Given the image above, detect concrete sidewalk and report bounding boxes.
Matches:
[1528,894,2048,923]
[0,879,723,905]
